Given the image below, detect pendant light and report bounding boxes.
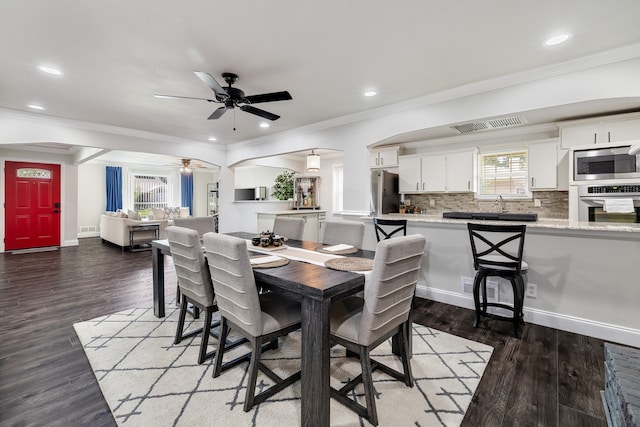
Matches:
[307,150,320,172]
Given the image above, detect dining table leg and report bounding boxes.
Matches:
[152,244,165,318]
[301,296,331,427]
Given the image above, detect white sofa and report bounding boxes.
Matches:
[99,215,169,249]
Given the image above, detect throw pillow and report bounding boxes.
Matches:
[152,207,165,220]
[180,207,190,218]
[105,211,117,217]
[164,206,181,220]
[116,210,128,218]
[127,210,140,220]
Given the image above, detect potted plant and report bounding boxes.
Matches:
[272,170,295,201]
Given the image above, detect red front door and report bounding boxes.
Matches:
[4,161,61,250]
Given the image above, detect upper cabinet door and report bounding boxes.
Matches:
[560,124,602,149]
[528,141,558,190]
[370,147,399,168]
[446,151,474,192]
[604,117,640,143]
[398,156,422,192]
[378,148,398,167]
[421,154,446,192]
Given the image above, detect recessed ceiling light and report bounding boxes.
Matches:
[544,33,571,46]
[259,123,270,128]
[27,104,45,110]
[364,91,377,97]
[208,137,217,141]
[38,65,63,75]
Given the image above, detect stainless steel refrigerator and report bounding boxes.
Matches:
[370,170,400,215]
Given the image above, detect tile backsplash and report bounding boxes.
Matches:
[404,191,568,219]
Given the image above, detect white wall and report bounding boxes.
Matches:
[77,163,105,237]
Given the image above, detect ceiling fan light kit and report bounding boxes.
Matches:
[154,71,292,125]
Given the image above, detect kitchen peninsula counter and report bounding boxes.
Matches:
[370,214,640,237]
[360,214,640,347]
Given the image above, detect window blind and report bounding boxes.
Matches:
[478,151,528,197]
[133,175,168,211]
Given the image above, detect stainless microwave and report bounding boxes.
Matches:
[573,145,640,181]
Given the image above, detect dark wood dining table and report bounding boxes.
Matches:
[151,232,375,427]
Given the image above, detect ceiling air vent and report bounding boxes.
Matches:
[451,115,527,134]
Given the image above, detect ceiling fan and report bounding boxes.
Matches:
[173,158,207,172]
[154,71,292,121]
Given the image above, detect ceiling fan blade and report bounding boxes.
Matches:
[244,91,292,104]
[194,71,229,99]
[240,105,280,121]
[154,94,216,102]
[208,106,227,120]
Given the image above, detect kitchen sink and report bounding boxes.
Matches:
[442,211,538,222]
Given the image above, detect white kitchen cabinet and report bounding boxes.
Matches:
[528,140,558,190]
[559,112,640,149]
[445,151,474,192]
[370,147,399,168]
[560,123,602,148]
[604,117,640,142]
[399,151,473,193]
[421,154,446,192]
[398,156,422,192]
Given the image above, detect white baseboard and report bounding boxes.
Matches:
[61,239,79,247]
[78,231,100,238]
[416,284,640,348]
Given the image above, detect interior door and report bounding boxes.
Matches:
[4,161,61,250]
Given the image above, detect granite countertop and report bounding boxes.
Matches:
[369,213,640,234]
[257,210,327,215]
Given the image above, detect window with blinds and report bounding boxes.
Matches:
[478,151,529,198]
[133,175,169,212]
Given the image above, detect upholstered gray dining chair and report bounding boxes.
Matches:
[273,216,305,240]
[166,226,219,364]
[203,232,302,412]
[329,234,426,426]
[323,221,365,248]
[173,216,215,237]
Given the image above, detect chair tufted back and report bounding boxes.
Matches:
[166,226,215,306]
[323,221,365,248]
[359,234,426,346]
[273,217,305,241]
[203,233,263,337]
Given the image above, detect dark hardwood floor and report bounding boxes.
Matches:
[0,237,607,426]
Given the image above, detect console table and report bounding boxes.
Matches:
[128,223,160,252]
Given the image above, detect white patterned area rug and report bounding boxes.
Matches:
[74,306,493,427]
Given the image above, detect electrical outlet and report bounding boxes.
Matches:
[534,198,541,207]
[526,283,537,298]
[430,199,435,206]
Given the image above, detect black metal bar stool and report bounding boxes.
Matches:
[467,222,527,338]
[373,218,407,241]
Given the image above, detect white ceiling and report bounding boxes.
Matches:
[2,0,640,155]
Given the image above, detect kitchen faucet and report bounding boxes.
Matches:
[495,195,507,213]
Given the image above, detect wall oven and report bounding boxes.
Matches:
[573,144,640,181]
[578,184,640,223]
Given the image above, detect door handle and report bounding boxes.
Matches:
[54,202,61,208]
[53,210,59,214]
